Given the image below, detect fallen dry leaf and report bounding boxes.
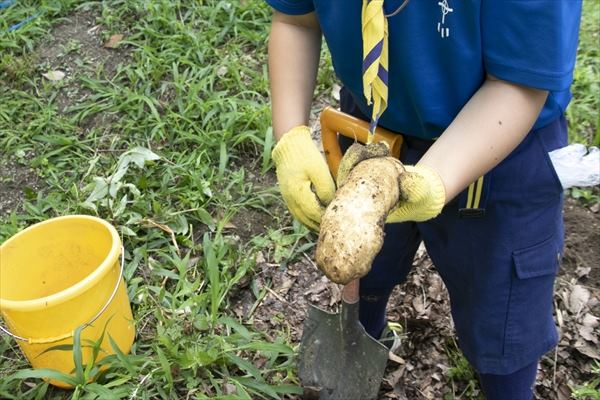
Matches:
[427,275,445,300]
[575,266,591,278]
[574,340,600,360]
[255,251,266,264]
[412,295,426,315]
[568,285,590,314]
[388,351,405,365]
[383,365,405,388]
[555,384,572,400]
[558,349,570,358]
[222,221,237,229]
[104,34,124,48]
[304,278,328,296]
[276,275,294,295]
[578,325,597,342]
[42,70,65,81]
[582,313,599,328]
[331,83,341,101]
[328,284,341,306]
[87,24,101,35]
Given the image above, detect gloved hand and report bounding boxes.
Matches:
[387,165,446,223]
[271,126,336,231]
[337,142,446,223]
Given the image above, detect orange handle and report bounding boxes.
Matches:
[320,106,402,178]
[341,279,360,304]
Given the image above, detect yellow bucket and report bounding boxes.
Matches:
[0,215,135,388]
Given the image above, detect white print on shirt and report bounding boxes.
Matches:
[437,0,453,38]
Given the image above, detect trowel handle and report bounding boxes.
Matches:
[320,106,403,179]
[342,280,360,304]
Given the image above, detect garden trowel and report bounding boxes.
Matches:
[297,108,403,400]
[298,280,389,400]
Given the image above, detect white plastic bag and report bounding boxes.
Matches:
[548,144,600,189]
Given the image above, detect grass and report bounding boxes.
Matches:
[571,361,600,400]
[1,1,308,398]
[0,1,598,399]
[567,0,600,147]
[443,340,484,400]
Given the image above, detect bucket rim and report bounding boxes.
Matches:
[0,215,122,312]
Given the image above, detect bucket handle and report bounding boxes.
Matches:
[0,248,125,344]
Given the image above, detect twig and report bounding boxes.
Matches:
[264,285,289,304]
[387,351,405,364]
[141,218,180,255]
[135,309,156,336]
[552,346,558,388]
[556,276,600,293]
[302,252,319,270]
[247,288,269,321]
[129,367,160,399]
[420,284,428,312]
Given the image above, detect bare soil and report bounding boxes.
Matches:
[0,157,43,218]
[34,10,130,114]
[1,10,130,218]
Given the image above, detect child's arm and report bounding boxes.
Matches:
[268,11,321,139]
[418,75,548,202]
[377,75,548,224]
[268,11,335,231]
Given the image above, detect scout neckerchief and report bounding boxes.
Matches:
[361,0,388,142]
[361,0,409,142]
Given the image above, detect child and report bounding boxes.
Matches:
[267,1,582,398]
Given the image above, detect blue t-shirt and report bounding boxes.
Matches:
[266,0,582,139]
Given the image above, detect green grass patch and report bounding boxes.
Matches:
[571,360,600,400]
[567,0,600,146]
[1,1,307,398]
[442,339,484,400]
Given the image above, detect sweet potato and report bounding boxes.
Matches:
[316,144,405,284]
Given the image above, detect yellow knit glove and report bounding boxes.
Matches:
[387,165,446,223]
[336,143,446,223]
[271,126,336,231]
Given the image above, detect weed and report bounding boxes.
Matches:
[569,187,600,206]
[443,339,485,400]
[567,0,600,147]
[1,0,300,398]
[571,361,600,400]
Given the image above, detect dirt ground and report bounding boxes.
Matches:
[1,10,129,218]
[3,10,599,400]
[240,195,600,400]
[3,156,599,400]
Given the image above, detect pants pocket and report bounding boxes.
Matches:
[536,133,566,195]
[504,236,561,356]
[491,117,567,203]
[532,117,569,197]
